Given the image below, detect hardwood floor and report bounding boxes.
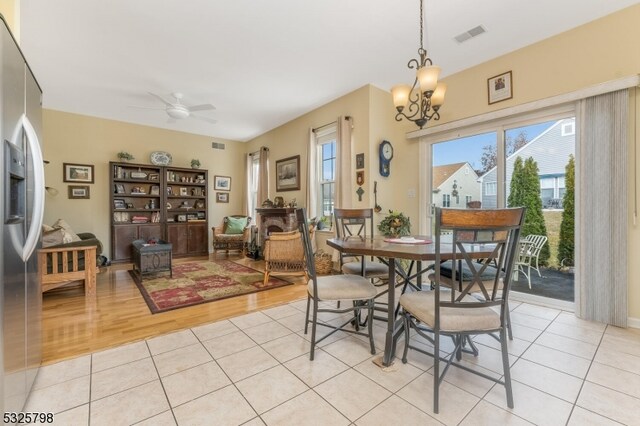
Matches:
[41,255,308,365]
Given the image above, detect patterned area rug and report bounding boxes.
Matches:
[129,259,292,314]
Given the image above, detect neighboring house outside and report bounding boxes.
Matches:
[479,118,576,209]
[432,162,481,209]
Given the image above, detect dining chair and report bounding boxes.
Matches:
[334,208,389,279]
[400,207,525,413]
[296,208,377,360]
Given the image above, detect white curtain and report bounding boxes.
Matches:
[306,128,318,216]
[575,89,628,326]
[335,116,353,209]
[257,147,269,206]
[244,153,252,216]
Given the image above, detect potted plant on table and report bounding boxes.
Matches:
[378,210,411,237]
[191,159,201,169]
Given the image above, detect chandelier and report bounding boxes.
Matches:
[391,0,446,129]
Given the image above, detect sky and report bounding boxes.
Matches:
[432,120,556,169]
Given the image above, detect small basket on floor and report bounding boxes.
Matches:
[314,250,333,275]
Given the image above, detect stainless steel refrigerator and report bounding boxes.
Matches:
[1,15,45,414]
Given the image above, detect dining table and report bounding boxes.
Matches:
[326,235,495,367]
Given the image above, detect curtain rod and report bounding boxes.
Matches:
[312,116,352,133]
[249,147,269,156]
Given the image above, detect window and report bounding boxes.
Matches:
[442,194,450,207]
[485,182,497,196]
[315,125,337,224]
[561,122,575,136]
[465,195,472,205]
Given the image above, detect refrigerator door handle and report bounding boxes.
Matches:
[18,114,45,261]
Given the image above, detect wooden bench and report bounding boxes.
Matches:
[38,245,97,297]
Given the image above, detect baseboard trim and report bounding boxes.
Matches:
[627,317,640,329]
[510,291,575,312]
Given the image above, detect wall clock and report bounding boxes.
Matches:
[379,140,393,177]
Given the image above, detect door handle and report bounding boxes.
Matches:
[16,114,45,261]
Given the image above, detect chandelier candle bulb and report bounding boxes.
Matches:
[431,83,447,107]
[417,65,440,94]
[391,85,411,111]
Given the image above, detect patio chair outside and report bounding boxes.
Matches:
[515,234,548,288]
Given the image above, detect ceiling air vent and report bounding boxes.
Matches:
[212,142,225,150]
[454,25,486,43]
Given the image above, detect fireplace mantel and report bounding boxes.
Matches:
[255,208,298,245]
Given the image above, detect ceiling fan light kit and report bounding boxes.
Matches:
[130,92,217,124]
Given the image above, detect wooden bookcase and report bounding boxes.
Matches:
[109,162,208,262]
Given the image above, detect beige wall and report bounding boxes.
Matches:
[42,110,245,258]
[0,0,19,41]
[418,4,640,319]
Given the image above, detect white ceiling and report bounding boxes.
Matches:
[19,0,638,142]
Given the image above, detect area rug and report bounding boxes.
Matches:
[129,259,292,314]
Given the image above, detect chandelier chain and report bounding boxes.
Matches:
[419,0,424,51]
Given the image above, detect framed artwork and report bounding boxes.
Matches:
[63,163,94,183]
[148,173,159,181]
[149,185,160,195]
[488,71,513,105]
[216,192,229,203]
[113,198,126,210]
[214,175,231,191]
[179,187,188,196]
[114,184,125,194]
[356,153,365,170]
[275,155,300,191]
[68,185,90,199]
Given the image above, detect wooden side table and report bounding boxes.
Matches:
[132,240,172,281]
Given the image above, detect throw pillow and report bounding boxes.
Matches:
[225,217,247,234]
[42,229,65,248]
[52,218,82,242]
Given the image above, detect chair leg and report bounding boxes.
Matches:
[367,300,375,355]
[263,271,269,285]
[433,332,440,414]
[402,313,410,364]
[310,299,319,361]
[304,295,311,334]
[500,326,514,408]
[506,300,513,341]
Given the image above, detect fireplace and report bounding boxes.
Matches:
[255,208,298,246]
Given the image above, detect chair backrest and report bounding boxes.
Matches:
[334,208,374,239]
[296,209,320,297]
[434,207,525,328]
[521,234,547,256]
[334,208,374,264]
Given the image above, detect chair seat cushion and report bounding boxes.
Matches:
[216,233,244,241]
[308,274,377,301]
[342,260,389,277]
[400,290,500,332]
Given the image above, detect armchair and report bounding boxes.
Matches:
[212,215,252,255]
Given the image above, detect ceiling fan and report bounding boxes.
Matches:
[130,92,217,123]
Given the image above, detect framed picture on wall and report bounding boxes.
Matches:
[63,163,94,183]
[214,175,231,191]
[487,71,513,104]
[68,185,90,199]
[275,155,300,191]
[216,192,229,203]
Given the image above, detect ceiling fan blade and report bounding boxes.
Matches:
[129,105,165,110]
[188,104,216,112]
[148,92,173,107]
[190,114,218,124]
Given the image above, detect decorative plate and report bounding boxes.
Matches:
[150,151,172,166]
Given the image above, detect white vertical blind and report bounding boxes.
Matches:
[576,89,628,326]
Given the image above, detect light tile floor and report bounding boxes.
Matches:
[26,300,640,425]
